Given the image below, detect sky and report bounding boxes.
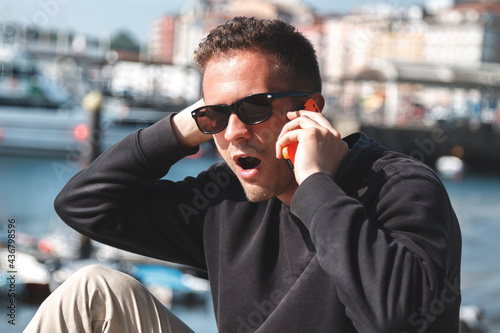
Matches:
[1,0,426,43]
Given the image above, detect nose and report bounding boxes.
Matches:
[223,112,251,142]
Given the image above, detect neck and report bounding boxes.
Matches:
[277,182,298,206]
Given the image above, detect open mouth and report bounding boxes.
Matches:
[237,156,261,170]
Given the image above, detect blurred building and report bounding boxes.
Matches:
[6,0,500,127]
[108,61,200,104]
[0,22,109,99]
[147,0,500,123]
[149,0,315,66]
[0,22,108,65]
[425,3,500,64]
[308,1,500,135]
[150,16,176,64]
[455,0,500,4]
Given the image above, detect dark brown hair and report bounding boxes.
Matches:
[194,16,321,93]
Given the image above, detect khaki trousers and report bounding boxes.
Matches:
[24,265,195,333]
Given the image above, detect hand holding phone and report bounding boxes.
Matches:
[282,99,320,170]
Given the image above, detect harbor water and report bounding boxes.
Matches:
[1,151,500,332]
[0,153,221,333]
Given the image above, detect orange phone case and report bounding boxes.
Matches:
[282,99,320,168]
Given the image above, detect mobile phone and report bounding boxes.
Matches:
[282,99,320,170]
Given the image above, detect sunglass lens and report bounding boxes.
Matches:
[197,107,227,133]
[238,94,273,124]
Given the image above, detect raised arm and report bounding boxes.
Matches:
[171,98,212,148]
[54,102,214,269]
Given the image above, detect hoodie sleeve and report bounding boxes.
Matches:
[290,158,461,333]
[54,115,211,269]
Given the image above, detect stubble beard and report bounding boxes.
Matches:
[240,168,296,203]
[242,184,276,203]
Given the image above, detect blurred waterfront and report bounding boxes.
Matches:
[2,1,500,331]
[0,150,221,333]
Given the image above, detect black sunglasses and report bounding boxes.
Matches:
[191,92,309,134]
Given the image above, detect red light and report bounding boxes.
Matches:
[74,124,89,142]
[0,128,3,142]
[38,238,54,254]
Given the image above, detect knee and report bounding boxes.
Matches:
[67,264,160,307]
[55,264,132,292]
[74,264,116,279]
[55,264,113,285]
[53,264,144,304]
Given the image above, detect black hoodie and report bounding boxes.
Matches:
[55,115,461,333]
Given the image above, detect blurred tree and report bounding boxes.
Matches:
[110,30,140,52]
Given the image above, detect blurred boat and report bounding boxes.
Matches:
[0,47,73,109]
[101,95,187,125]
[460,305,487,333]
[0,249,51,304]
[0,106,89,156]
[0,47,89,156]
[435,155,465,181]
[37,224,210,308]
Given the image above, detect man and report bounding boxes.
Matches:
[26,17,461,332]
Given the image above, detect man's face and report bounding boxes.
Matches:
[203,51,299,203]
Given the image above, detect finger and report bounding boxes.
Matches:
[280,114,329,138]
[290,112,344,142]
[286,111,333,129]
[277,115,327,149]
[278,117,344,161]
[276,129,301,159]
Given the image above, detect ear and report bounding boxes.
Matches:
[307,93,325,113]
